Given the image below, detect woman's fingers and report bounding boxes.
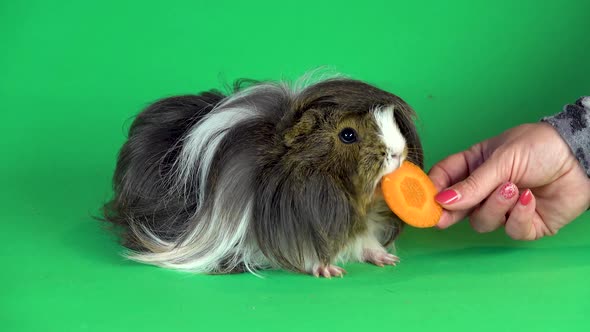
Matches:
[436,209,471,229]
[440,186,549,241]
[469,182,519,233]
[429,143,493,229]
[505,189,541,240]
[433,153,508,228]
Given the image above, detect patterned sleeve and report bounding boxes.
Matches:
[541,96,590,177]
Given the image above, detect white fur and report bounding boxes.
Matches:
[127,178,260,273]
[290,67,345,93]
[582,97,590,110]
[337,219,389,263]
[374,106,406,172]
[177,105,257,208]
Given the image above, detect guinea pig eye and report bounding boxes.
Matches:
[338,128,358,144]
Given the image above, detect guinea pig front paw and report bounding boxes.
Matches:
[362,248,399,267]
[310,264,347,278]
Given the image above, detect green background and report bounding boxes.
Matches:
[2,0,589,331]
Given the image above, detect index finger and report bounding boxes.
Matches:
[428,143,485,191]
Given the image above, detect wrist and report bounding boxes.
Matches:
[541,97,590,178]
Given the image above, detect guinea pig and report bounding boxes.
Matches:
[102,75,423,277]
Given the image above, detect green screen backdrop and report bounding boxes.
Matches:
[2,1,589,331]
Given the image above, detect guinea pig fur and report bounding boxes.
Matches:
[102,76,423,277]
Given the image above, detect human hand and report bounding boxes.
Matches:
[428,123,590,240]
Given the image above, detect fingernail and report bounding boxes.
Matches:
[435,189,460,204]
[519,189,533,206]
[499,182,518,200]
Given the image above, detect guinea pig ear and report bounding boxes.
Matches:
[254,170,355,272]
[283,109,322,147]
[394,101,424,168]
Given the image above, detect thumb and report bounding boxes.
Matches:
[434,154,507,211]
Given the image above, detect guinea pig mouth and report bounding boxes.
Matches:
[382,156,402,175]
[372,173,388,197]
[372,156,403,193]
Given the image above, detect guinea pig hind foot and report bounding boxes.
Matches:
[362,248,399,267]
[309,263,347,278]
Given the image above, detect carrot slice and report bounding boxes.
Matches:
[381,161,442,228]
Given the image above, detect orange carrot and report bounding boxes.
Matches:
[381,161,442,228]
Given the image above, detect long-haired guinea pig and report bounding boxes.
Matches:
[102,76,423,277]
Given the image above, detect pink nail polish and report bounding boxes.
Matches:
[435,189,460,204]
[499,182,518,200]
[519,189,533,206]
